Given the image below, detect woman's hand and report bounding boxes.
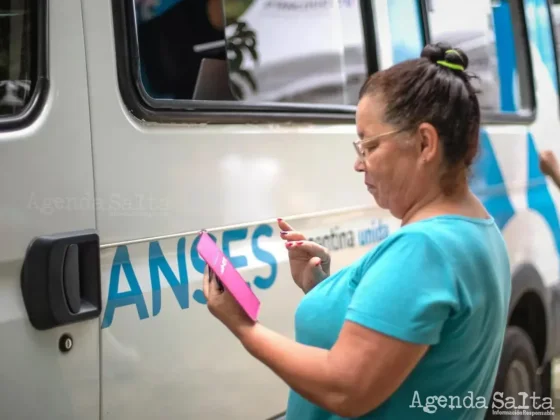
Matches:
[540,150,560,178]
[203,266,255,339]
[278,219,330,293]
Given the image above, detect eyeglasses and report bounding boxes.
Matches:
[353,129,401,161]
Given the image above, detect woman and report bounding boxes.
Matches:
[202,43,512,419]
[137,0,225,99]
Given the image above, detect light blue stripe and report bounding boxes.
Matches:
[387,0,425,63]
[524,0,558,92]
[493,1,518,112]
[470,130,516,230]
[523,0,560,269]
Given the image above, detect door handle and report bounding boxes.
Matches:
[21,229,101,330]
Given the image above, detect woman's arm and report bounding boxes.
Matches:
[238,321,428,418]
[548,169,560,190]
[236,234,457,417]
[204,233,452,418]
[539,150,560,189]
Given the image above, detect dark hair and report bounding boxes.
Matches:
[358,42,481,193]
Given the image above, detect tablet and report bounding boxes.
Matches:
[196,231,261,321]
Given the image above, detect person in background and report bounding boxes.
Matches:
[540,150,560,189]
[202,43,512,419]
[136,0,225,99]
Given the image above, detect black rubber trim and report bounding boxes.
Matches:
[111,0,376,124]
[513,0,538,120]
[546,0,560,111]
[482,111,536,125]
[419,0,537,124]
[548,281,560,358]
[360,0,378,75]
[0,0,49,132]
[417,0,431,47]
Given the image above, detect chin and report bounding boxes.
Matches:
[371,195,387,209]
[373,197,403,220]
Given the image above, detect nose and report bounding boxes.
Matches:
[354,157,365,172]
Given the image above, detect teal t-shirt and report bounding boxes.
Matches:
[286,215,511,420]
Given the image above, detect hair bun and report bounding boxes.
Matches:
[421,42,469,71]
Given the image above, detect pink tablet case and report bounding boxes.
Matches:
[196,231,261,321]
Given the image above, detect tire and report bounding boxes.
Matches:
[485,326,546,420]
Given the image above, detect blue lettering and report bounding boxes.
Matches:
[358,230,367,246]
[191,232,217,304]
[104,225,282,320]
[358,220,389,246]
[149,238,189,316]
[223,228,252,290]
[252,224,278,289]
[222,228,248,269]
[191,231,217,274]
[193,289,207,304]
[101,245,149,329]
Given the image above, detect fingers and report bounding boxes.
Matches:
[308,257,328,280]
[203,266,224,303]
[277,218,306,241]
[208,268,223,296]
[301,257,328,293]
[203,265,210,300]
[280,230,306,241]
[539,151,559,177]
[277,218,293,231]
[285,240,330,262]
[541,150,556,163]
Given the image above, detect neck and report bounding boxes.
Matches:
[400,180,473,226]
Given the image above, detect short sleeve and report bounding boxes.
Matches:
[345,232,459,345]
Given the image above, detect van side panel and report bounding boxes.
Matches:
[0,1,99,419]
[79,0,406,418]
[81,0,560,419]
[97,211,395,418]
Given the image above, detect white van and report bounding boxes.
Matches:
[2,0,560,418]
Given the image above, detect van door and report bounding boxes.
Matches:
[0,1,100,419]
[82,0,429,419]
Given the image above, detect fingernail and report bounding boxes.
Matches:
[315,261,321,267]
[277,218,283,222]
[296,241,303,246]
[280,231,287,235]
[286,242,293,247]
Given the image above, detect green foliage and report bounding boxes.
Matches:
[227,20,259,99]
[224,0,253,22]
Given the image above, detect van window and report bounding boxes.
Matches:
[426,0,533,116]
[551,1,560,72]
[0,0,38,118]
[134,0,368,105]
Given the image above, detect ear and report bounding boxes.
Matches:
[416,122,440,163]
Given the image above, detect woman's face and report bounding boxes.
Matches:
[354,95,436,218]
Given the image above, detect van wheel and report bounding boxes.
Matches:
[485,326,542,420]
